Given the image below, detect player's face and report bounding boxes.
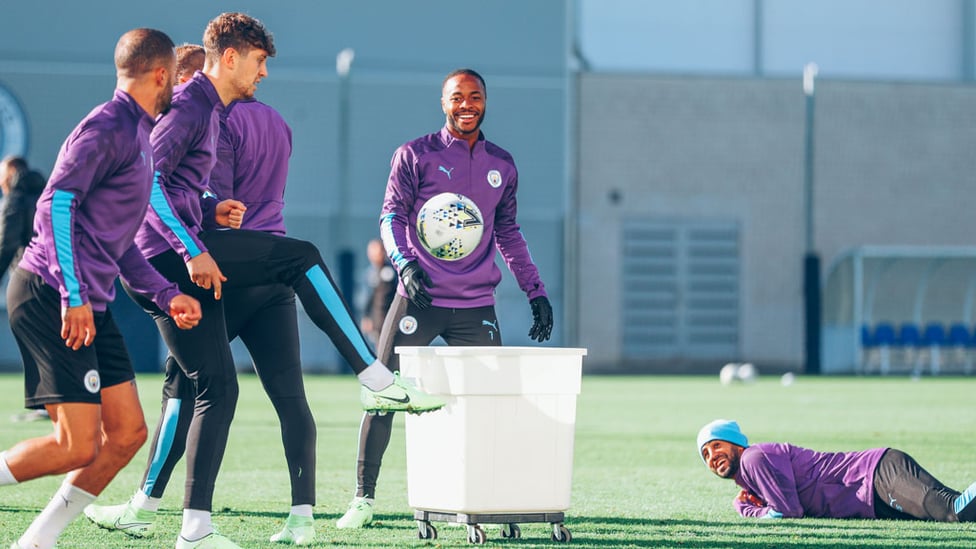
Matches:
[232,47,269,100]
[441,74,486,139]
[701,440,742,479]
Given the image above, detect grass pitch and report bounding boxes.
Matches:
[0,372,975,547]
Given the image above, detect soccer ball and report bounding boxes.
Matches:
[416,192,484,261]
[719,363,739,386]
[737,363,758,383]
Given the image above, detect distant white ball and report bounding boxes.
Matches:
[781,372,796,386]
[416,192,484,261]
[719,363,739,386]
[737,363,758,383]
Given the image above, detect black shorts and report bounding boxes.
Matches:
[6,268,135,409]
[377,293,501,370]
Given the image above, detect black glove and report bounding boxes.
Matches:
[528,296,553,342]
[400,261,433,309]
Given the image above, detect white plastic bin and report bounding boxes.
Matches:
[400,346,586,515]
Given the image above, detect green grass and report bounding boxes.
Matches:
[1,372,975,547]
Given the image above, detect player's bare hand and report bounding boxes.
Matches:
[737,489,765,507]
[186,252,226,300]
[215,199,247,229]
[169,294,202,329]
[61,303,95,350]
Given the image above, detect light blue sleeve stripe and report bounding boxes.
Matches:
[51,190,82,307]
[954,481,976,514]
[305,264,374,364]
[380,213,407,269]
[142,398,182,495]
[149,171,202,257]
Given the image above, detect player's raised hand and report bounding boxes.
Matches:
[186,251,227,300]
[528,296,553,342]
[400,261,433,309]
[169,294,203,329]
[215,199,247,229]
[61,303,95,350]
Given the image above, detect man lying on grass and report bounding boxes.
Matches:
[698,419,976,521]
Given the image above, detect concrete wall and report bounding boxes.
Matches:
[577,73,976,372]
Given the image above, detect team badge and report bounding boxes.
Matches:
[399,315,418,335]
[487,170,502,188]
[83,369,101,393]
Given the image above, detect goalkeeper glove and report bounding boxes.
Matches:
[400,261,433,309]
[528,296,553,342]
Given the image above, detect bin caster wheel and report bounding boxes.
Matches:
[467,524,487,544]
[500,523,521,539]
[551,522,572,543]
[417,520,437,540]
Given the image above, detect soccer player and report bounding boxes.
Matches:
[85,13,441,548]
[336,67,554,529]
[174,43,206,84]
[0,156,46,280]
[1,28,202,549]
[697,419,976,521]
[86,47,317,545]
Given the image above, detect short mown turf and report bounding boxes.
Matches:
[0,372,974,547]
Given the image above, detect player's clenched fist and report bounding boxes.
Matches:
[169,294,203,329]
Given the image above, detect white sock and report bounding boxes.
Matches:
[290,504,313,518]
[0,451,19,486]
[132,489,162,512]
[180,508,213,541]
[357,360,395,391]
[18,481,96,549]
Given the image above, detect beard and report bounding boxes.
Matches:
[448,108,487,137]
[155,88,174,116]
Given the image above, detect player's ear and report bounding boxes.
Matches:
[154,66,169,87]
[222,47,238,70]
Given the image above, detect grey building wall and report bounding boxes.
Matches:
[0,0,571,371]
[577,73,976,372]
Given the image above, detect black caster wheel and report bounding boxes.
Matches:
[466,524,487,544]
[551,522,572,543]
[417,520,437,540]
[500,523,521,538]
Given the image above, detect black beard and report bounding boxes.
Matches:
[449,108,487,136]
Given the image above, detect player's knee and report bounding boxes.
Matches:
[120,420,149,457]
[61,440,100,470]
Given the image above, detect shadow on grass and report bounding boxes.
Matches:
[201,509,976,548]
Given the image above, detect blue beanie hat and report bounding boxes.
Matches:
[697,419,749,463]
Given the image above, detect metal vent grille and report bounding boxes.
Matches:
[622,219,740,359]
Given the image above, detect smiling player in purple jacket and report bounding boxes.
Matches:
[336,67,554,529]
[698,419,976,522]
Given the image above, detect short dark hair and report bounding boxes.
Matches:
[203,12,276,65]
[175,43,205,80]
[1,155,27,174]
[114,28,176,78]
[442,68,486,94]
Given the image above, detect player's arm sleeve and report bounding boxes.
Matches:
[143,111,207,260]
[379,146,419,271]
[200,115,239,231]
[738,449,805,518]
[493,170,547,300]
[35,124,118,307]
[117,243,182,312]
